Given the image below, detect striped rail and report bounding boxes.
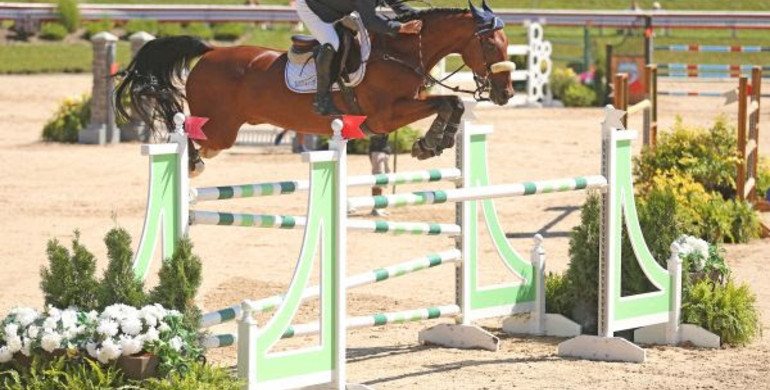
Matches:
[655,44,770,53]
[203,306,460,347]
[281,305,461,339]
[658,90,731,98]
[190,210,461,236]
[200,250,462,328]
[348,176,607,210]
[658,63,769,72]
[202,333,237,349]
[193,168,461,202]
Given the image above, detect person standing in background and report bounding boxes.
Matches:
[369,134,392,217]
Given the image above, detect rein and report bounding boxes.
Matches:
[378,29,494,101]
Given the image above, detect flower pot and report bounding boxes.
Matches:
[117,353,159,380]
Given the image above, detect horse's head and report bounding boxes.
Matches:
[460,1,515,105]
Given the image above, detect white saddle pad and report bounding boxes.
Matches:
[285,14,370,94]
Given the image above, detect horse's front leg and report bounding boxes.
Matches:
[388,96,458,160]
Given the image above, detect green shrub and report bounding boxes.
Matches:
[56,0,80,33]
[99,228,147,309]
[550,67,578,100]
[42,95,90,143]
[757,158,770,200]
[635,117,739,196]
[682,279,760,345]
[83,19,114,39]
[213,23,247,41]
[346,126,421,154]
[157,23,184,38]
[149,236,203,329]
[545,272,572,317]
[39,22,68,41]
[185,22,213,40]
[0,357,240,389]
[124,19,159,36]
[40,232,100,311]
[562,83,596,107]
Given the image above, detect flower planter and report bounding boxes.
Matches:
[117,353,159,380]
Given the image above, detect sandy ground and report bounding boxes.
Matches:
[1,74,769,389]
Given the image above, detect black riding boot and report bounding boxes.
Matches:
[313,44,344,116]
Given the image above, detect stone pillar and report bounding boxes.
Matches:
[80,32,119,144]
[122,31,156,141]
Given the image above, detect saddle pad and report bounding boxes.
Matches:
[285,13,370,94]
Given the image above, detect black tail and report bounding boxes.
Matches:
[115,36,213,135]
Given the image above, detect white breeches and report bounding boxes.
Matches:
[295,0,340,50]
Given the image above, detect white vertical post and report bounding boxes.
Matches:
[599,105,623,338]
[237,305,259,390]
[666,242,683,345]
[457,115,472,326]
[530,234,546,335]
[171,113,190,237]
[329,119,347,389]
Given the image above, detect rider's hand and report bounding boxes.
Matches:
[399,20,422,35]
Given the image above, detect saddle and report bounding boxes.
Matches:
[284,14,370,94]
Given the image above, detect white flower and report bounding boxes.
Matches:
[121,317,143,336]
[97,320,119,337]
[86,342,99,359]
[5,335,22,354]
[119,335,143,356]
[60,309,78,330]
[4,323,19,337]
[13,308,39,327]
[86,310,99,322]
[20,338,32,357]
[47,306,62,321]
[168,336,183,352]
[43,317,58,331]
[97,339,122,364]
[102,305,123,320]
[27,325,40,339]
[0,346,13,363]
[63,325,84,341]
[41,332,62,353]
[142,327,159,344]
[158,322,170,332]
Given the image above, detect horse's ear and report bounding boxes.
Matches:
[469,1,483,21]
[481,0,494,14]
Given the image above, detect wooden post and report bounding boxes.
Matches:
[644,16,653,65]
[646,64,658,148]
[614,73,628,128]
[605,44,613,105]
[749,67,761,202]
[737,76,748,202]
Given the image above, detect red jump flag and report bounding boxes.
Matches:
[185,116,209,140]
[341,115,367,139]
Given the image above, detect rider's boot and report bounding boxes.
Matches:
[313,44,344,116]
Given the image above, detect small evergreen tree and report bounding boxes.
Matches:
[150,237,202,327]
[99,228,146,309]
[40,232,100,310]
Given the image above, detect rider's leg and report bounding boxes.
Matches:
[295,0,343,115]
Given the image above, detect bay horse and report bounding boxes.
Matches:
[116,2,514,174]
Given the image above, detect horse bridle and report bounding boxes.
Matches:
[379,17,515,101]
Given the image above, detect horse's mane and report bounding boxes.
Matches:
[394,7,470,23]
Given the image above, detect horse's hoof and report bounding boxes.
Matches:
[440,134,456,149]
[190,160,206,178]
[411,139,437,160]
[200,148,220,159]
